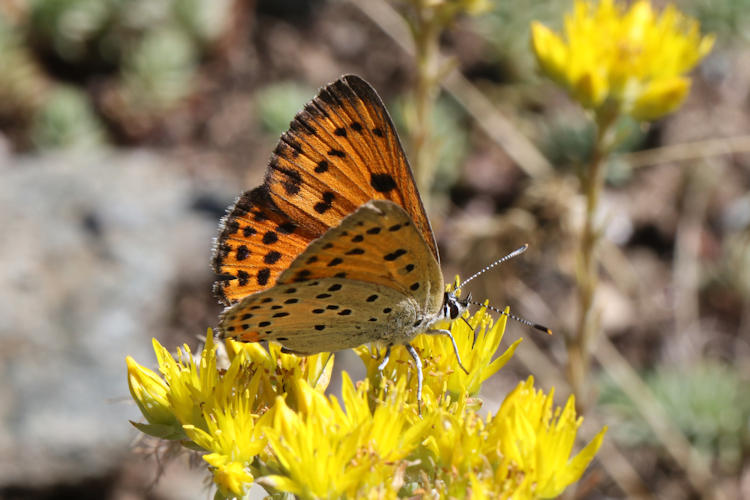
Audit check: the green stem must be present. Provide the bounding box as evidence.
[409,1,441,209]
[567,111,616,411]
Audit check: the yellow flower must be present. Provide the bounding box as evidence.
[488,377,607,498]
[224,338,333,410]
[262,373,430,499]
[126,356,184,439]
[182,385,268,497]
[417,378,605,498]
[127,310,605,498]
[127,332,332,497]
[202,454,255,498]
[531,0,714,120]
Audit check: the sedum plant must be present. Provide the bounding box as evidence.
[128,299,606,499]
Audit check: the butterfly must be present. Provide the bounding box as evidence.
[213,75,471,406]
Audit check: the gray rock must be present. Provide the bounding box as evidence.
[0,149,226,489]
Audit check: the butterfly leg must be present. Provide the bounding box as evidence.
[427,329,470,375]
[404,343,423,416]
[377,344,392,371]
[459,316,479,348]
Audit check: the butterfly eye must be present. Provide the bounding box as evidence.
[449,300,460,319]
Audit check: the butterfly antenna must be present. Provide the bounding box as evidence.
[469,301,552,335]
[458,244,529,289]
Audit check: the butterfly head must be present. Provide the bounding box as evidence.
[441,290,471,321]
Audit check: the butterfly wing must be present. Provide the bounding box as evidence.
[213,75,437,306]
[219,200,444,352]
[220,278,418,354]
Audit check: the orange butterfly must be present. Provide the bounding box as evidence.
[213,75,470,405]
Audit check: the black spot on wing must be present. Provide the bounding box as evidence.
[315,160,329,173]
[314,191,335,214]
[384,249,407,261]
[263,231,278,244]
[264,251,281,264]
[237,270,250,286]
[294,269,312,281]
[277,222,296,234]
[371,173,397,193]
[236,245,250,261]
[257,268,270,285]
[270,162,303,195]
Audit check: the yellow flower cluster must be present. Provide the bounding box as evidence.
[127,304,605,499]
[531,0,714,121]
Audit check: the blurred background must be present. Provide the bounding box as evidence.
[0,0,748,498]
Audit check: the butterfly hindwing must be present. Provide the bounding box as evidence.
[220,278,419,354]
[212,75,438,306]
[219,200,445,351]
[277,200,443,314]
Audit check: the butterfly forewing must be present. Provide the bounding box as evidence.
[213,187,316,305]
[212,75,438,305]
